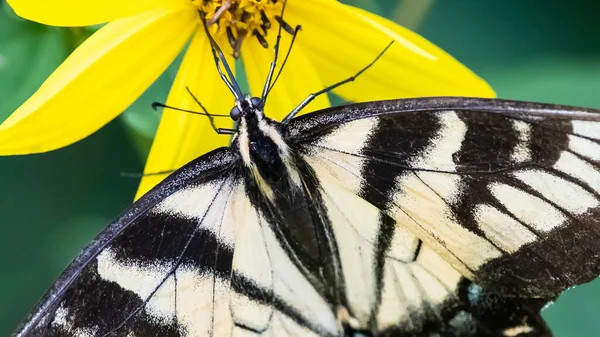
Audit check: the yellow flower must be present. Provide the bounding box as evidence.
[2,0,494,198]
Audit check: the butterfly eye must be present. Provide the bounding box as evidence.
[250,97,263,109]
[230,106,241,121]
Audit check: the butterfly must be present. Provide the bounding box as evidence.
[13,4,600,337]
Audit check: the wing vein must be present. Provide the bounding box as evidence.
[101,178,231,337]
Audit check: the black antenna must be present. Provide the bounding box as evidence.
[282,41,395,123]
[265,24,302,99]
[151,102,228,118]
[200,14,244,101]
[260,0,290,101]
[152,86,236,135]
[184,86,237,134]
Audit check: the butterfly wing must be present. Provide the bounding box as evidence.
[15,148,345,337]
[283,97,600,335]
[14,149,243,337]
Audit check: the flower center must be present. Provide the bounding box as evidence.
[197,0,295,58]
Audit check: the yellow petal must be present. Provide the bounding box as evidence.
[0,4,197,155]
[241,32,330,120]
[135,30,235,199]
[286,0,495,101]
[7,0,175,26]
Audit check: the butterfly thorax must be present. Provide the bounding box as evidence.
[236,102,302,200]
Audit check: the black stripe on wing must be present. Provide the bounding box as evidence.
[301,138,553,336]
[286,96,600,335]
[287,96,600,295]
[376,277,552,337]
[13,148,237,337]
[107,209,233,278]
[359,112,442,212]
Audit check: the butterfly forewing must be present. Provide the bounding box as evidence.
[15,97,600,337]
[15,150,238,336]
[288,97,600,297]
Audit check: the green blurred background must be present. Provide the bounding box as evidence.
[1,0,600,336]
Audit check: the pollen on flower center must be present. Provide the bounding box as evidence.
[197,0,295,58]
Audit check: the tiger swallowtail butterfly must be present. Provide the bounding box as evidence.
[12,3,600,337]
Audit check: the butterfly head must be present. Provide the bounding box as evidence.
[230,96,265,122]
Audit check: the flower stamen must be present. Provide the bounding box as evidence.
[225,26,245,57]
[208,0,232,25]
[199,0,294,58]
[253,30,269,48]
[260,10,271,30]
[275,16,295,35]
